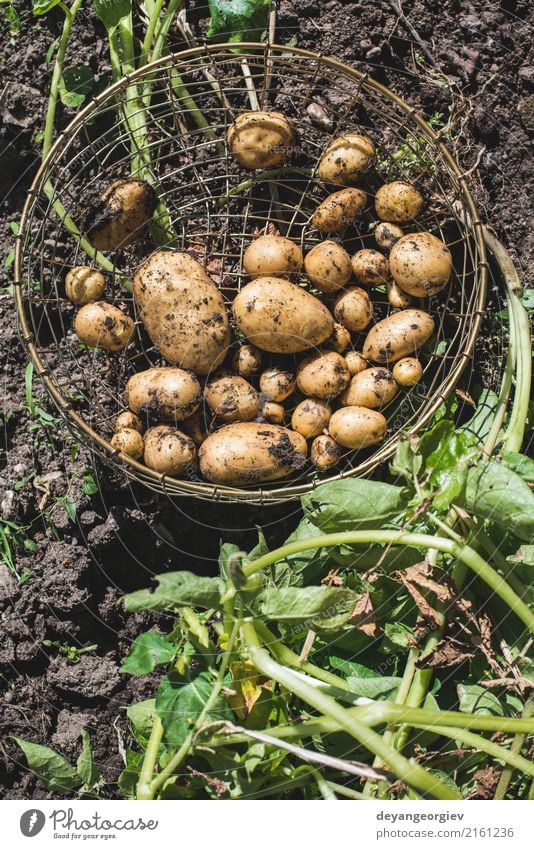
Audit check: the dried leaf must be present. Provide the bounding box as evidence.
[350,593,379,638]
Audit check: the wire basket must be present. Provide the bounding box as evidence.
[14,43,487,504]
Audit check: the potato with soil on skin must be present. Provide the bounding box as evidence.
[304,241,352,292]
[74,301,134,351]
[259,367,296,402]
[86,179,156,251]
[111,428,144,460]
[375,181,424,223]
[311,434,344,471]
[144,425,197,476]
[329,406,387,449]
[323,322,351,353]
[204,372,259,422]
[232,344,262,377]
[393,357,424,387]
[375,222,404,252]
[126,367,201,423]
[198,422,307,486]
[333,286,374,332]
[291,398,332,439]
[259,401,285,425]
[134,250,231,374]
[317,133,376,185]
[65,266,105,305]
[114,411,144,433]
[340,367,398,409]
[296,350,350,400]
[181,410,211,447]
[363,309,435,364]
[351,249,390,286]
[389,232,452,297]
[387,280,413,309]
[233,277,334,354]
[227,111,294,170]
[243,235,303,279]
[312,188,367,234]
[345,350,368,376]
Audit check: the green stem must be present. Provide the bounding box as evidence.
[494,694,534,800]
[136,715,164,800]
[139,0,166,65]
[218,167,314,205]
[42,0,84,158]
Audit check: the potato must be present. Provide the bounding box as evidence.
[296,351,350,400]
[181,410,211,447]
[86,179,156,251]
[323,323,351,353]
[65,267,105,305]
[243,235,303,279]
[387,280,413,309]
[144,425,197,476]
[260,401,285,425]
[311,434,344,471]
[111,428,144,460]
[345,350,368,376]
[126,367,201,422]
[317,133,375,185]
[199,423,307,486]
[259,367,296,402]
[333,286,374,332]
[204,372,259,422]
[393,357,424,387]
[304,241,352,292]
[329,406,387,449]
[389,232,452,297]
[375,181,423,223]
[232,344,262,377]
[115,411,144,433]
[375,222,404,252]
[291,398,332,439]
[233,277,334,353]
[134,250,231,374]
[227,111,293,170]
[351,249,390,286]
[363,309,435,363]
[74,301,134,351]
[340,367,398,408]
[312,188,366,234]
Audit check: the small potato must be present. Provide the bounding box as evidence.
[111,428,144,460]
[304,241,352,292]
[232,344,262,377]
[340,367,398,409]
[259,367,296,402]
[296,351,350,400]
[144,425,197,477]
[227,111,293,170]
[65,267,105,305]
[393,357,424,387]
[389,232,452,297]
[86,179,156,251]
[260,401,285,425]
[351,249,390,286]
[324,323,351,353]
[363,309,435,364]
[126,367,201,422]
[375,181,423,223]
[204,372,259,422]
[181,410,211,447]
[114,411,144,433]
[243,235,303,279]
[311,434,344,471]
[375,222,404,252]
[345,351,368,376]
[74,301,134,351]
[333,286,374,332]
[317,133,376,185]
[329,406,387,449]
[291,398,332,439]
[312,188,367,234]
[199,423,307,486]
[387,280,413,309]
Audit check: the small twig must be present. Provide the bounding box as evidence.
[387,0,438,69]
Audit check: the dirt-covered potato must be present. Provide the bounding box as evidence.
[389,232,452,297]
[259,401,285,425]
[345,350,368,376]
[296,350,350,400]
[312,188,367,234]
[232,344,262,377]
[143,425,197,476]
[291,398,332,439]
[243,235,303,279]
[311,434,344,471]
[114,411,144,433]
[375,222,404,252]
[393,357,424,387]
[387,280,413,309]
[233,277,334,353]
[74,302,134,351]
[363,309,435,363]
[329,406,387,449]
[227,111,293,170]
[86,179,156,251]
[111,428,144,460]
[351,249,390,286]
[317,134,375,185]
[126,367,201,422]
[204,372,259,422]
[324,323,351,353]
[181,411,211,447]
[134,250,231,374]
[333,286,374,332]
[340,367,398,408]
[259,367,296,402]
[198,423,307,486]
[375,181,423,223]
[303,241,352,292]
[65,266,105,305]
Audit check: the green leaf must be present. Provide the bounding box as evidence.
[207,0,270,44]
[382,621,413,649]
[13,738,82,793]
[271,518,329,588]
[76,730,100,789]
[260,585,357,632]
[457,684,504,716]
[120,631,176,675]
[457,388,499,445]
[59,66,94,108]
[122,571,223,612]
[117,749,144,799]
[127,699,157,747]
[501,451,534,484]
[219,542,241,581]
[345,675,401,699]
[32,0,60,15]
[463,460,534,542]
[92,0,131,29]
[82,473,99,495]
[302,479,407,533]
[156,671,231,748]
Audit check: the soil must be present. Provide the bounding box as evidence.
[0,0,532,799]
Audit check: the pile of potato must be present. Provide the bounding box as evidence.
[66,111,453,488]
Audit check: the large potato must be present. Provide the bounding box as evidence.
[317,134,375,185]
[304,241,352,292]
[144,425,197,476]
[375,181,423,223]
[204,372,259,422]
[227,112,293,170]
[363,309,435,363]
[126,367,201,422]
[389,232,452,297]
[199,423,307,486]
[296,350,350,400]
[333,286,374,332]
[86,179,156,251]
[243,235,303,279]
[340,367,398,408]
[134,250,231,374]
[233,277,334,353]
[74,302,134,351]
[312,188,366,234]
[329,406,387,449]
